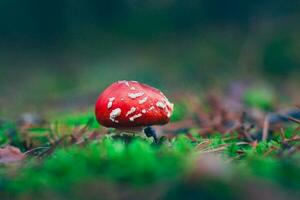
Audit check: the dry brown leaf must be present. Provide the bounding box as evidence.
[0,145,25,164]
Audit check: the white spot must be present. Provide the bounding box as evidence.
[130,87,136,90]
[169,103,174,110]
[128,92,144,99]
[121,98,124,101]
[129,113,142,122]
[148,106,155,111]
[110,108,121,123]
[107,97,115,109]
[164,97,173,109]
[126,107,136,117]
[167,111,172,118]
[138,96,148,104]
[156,101,166,109]
[142,109,147,114]
[118,80,130,87]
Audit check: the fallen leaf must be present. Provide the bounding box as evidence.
[0,146,25,164]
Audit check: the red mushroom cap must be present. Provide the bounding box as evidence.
[95,80,174,128]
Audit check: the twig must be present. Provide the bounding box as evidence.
[196,140,210,149]
[24,147,50,155]
[199,142,249,154]
[288,116,300,124]
[201,146,227,154]
[291,126,300,139]
[262,115,269,141]
[279,128,286,141]
[74,118,94,139]
[38,135,68,158]
[223,134,239,141]
[284,136,300,143]
[263,146,278,157]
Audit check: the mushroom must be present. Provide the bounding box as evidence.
[95,80,174,142]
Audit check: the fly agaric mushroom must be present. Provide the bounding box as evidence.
[95,80,174,141]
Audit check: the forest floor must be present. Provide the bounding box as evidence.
[1,86,300,200]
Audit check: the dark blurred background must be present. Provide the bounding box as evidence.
[1,0,300,115]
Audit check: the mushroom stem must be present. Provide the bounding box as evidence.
[112,127,145,144]
[144,126,158,144]
[113,127,158,143]
[111,126,158,144]
[115,127,145,135]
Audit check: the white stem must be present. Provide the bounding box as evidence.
[115,127,145,136]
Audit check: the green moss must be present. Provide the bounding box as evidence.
[2,110,300,199]
[8,137,189,197]
[53,111,101,129]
